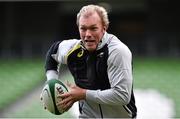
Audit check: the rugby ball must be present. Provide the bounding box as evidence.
[40,79,68,115]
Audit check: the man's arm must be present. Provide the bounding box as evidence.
[86,43,133,105]
[45,39,80,80]
[45,41,61,80]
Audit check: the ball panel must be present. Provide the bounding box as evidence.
[55,83,68,113]
[41,79,68,115]
[41,85,55,113]
[47,80,61,115]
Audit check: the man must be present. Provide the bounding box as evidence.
[45,4,137,118]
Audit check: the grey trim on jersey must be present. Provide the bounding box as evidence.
[46,70,58,80]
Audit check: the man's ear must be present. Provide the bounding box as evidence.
[103,26,107,32]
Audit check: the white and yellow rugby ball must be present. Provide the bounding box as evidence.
[40,79,68,115]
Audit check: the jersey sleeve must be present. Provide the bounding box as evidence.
[56,39,80,64]
[86,40,133,105]
[45,41,60,80]
[45,39,80,80]
[45,41,61,72]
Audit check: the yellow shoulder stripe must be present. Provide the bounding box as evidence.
[66,43,81,60]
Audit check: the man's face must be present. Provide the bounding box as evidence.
[78,12,105,52]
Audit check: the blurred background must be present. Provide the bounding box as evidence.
[0,0,180,58]
[0,0,179,118]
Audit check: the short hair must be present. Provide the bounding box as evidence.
[76,4,109,29]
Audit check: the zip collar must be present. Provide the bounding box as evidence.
[96,32,108,50]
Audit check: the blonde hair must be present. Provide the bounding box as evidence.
[76,4,109,29]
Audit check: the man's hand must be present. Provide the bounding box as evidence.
[56,82,86,112]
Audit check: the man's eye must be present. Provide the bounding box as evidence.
[80,28,86,31]
[91,27,97,31]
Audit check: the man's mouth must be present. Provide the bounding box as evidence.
[85,39,95,43]
[84,40,96,46]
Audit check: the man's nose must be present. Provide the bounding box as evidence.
[85,30,92,37]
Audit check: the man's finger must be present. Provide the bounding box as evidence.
[64,101,73,111]
[59,95,72,105]
[56,96,73,112]
[57,92,70,99]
